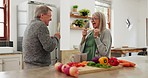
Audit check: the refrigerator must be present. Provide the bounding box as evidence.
[17,1,60,65]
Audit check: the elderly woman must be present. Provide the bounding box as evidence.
[80,11,112,61]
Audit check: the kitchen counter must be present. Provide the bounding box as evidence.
[0,51,22,55]
[0,56,148,78]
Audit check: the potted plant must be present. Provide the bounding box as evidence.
[72,5,78,12]
[79,9,90,16]
[73,19,85,28]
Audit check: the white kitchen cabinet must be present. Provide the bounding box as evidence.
[0,53,22,72]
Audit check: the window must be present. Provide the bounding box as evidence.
[95,1,111,29]
[0,0,10,40]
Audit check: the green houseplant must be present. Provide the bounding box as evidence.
[73,5,78,8]
[79,9,90,16]
[74,19,85,28]
[72,5,78,12]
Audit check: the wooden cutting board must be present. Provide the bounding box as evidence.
[78,65,122,75]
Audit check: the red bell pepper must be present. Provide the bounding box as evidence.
[108,57,119,66]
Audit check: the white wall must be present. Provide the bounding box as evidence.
[69,0,95,49]
[10,0,60,51]
[60,0,95,50]
[111,0,147,47]
[147,0,148,17]
[10,0,148,51]
[60,0,70,50]
[10,0,95,50]
[137,0,147,47]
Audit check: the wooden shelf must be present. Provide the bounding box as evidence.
[70,26,91,30]
[70,13,91,30]
[70,26,85,30]
[70,14,91,19]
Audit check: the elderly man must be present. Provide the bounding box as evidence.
[23,5,60,69]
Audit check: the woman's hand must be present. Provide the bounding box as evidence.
[94,29,100,38]
[82,29,87,37]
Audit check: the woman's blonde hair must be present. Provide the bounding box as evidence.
[92,12,106,32]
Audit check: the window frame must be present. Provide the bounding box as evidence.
[0,0,10,40]
[95,1,111,29]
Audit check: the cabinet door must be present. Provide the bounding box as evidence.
[0,59,2,71]
[3,58,20,71]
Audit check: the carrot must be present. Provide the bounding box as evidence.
[120,63,130,67]
[118,59,136,67]
[129,62,136,67]
[118,59,129,63]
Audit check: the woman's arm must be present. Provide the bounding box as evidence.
[95,29,112,56]
[79,30,92,52]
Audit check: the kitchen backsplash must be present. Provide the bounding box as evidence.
[0,41,13,47]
